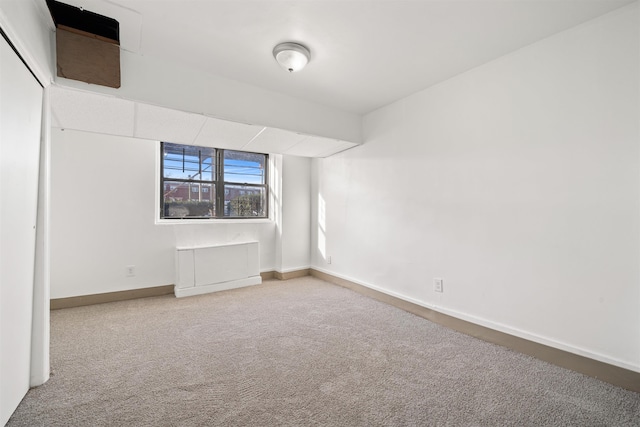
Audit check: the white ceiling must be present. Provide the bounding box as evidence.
[54,0,634,115]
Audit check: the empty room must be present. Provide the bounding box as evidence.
[1,0,639,425]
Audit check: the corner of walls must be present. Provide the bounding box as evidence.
[49,129,279,299]
[272,155,284,272]
[273,155,312,274]
[49,130,317,299]
[31,84,52,387]
[280,155,312,273]
[311,4,640,372]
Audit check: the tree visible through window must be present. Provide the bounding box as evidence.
[161,142,268,219]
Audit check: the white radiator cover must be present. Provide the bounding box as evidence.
[174,241,261,298]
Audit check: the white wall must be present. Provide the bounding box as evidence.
[0,0,54,85]
[1,0,55,394]
[51,130,172,298]
[0,34,43,426]
[50,129,310,298]
[31,86,51,388]
[311,3,640,372]
[277,156,312,273]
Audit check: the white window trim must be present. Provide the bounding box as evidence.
[154,143,275,225]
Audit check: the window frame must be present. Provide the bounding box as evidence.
[159,142,269,221]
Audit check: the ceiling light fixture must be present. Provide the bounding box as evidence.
[273,42,310,73]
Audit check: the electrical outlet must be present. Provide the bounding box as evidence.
[434,278,443,293]
[327,256,332,264]
[126,265,136,277]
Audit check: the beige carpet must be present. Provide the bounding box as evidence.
[8,277,640,426]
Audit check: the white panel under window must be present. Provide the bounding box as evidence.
[174,242,261,297]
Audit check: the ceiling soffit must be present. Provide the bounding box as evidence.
[49,86,357,158]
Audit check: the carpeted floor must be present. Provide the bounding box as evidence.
[7,277,640,426]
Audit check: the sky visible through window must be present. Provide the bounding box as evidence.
[162,144,265,185]
[224,158,264,184]
[163,143,214,181]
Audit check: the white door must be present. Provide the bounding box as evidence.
[0,34,43,425]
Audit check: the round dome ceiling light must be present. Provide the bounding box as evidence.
[273,42,310,73]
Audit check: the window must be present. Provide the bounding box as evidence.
[161,142,268,219]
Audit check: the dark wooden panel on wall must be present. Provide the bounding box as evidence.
[47,0,121,89]
[56,26,120,88]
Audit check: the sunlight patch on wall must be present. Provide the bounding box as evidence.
[318,193,326,259]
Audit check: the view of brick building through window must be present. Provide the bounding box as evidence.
[161,142,267,219]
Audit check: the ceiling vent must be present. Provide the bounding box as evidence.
[46,0,121,88]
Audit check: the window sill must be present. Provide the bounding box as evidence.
[155,218,273,226]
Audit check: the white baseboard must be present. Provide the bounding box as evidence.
[174,276,262,298]
[311,267,640,374]
[278,265,311,274]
